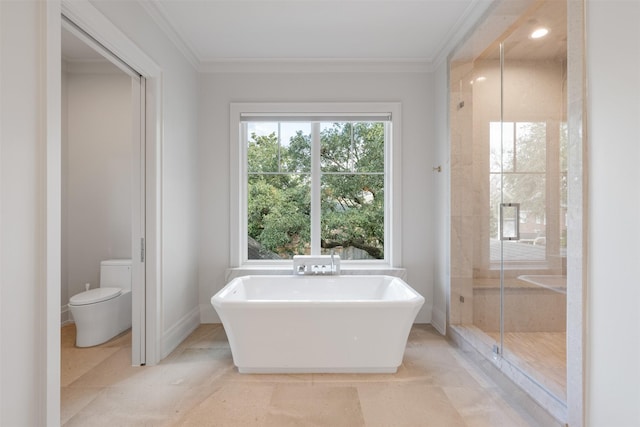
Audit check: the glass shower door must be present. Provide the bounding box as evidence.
[450,0,569,408]
[497,10,568,399]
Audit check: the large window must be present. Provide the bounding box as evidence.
[489,121,567,265]
[230,103,401,267]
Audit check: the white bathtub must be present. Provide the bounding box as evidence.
[211,275,425,374]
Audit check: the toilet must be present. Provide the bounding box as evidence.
[69,259,132,347]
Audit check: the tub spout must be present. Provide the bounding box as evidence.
[330,251,335,275]
[329,251,340,275]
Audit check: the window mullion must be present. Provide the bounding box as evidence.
[277,122,281,172]
[311,122,321,255]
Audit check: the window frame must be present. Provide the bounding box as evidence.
[486,119,566,271]
[230,102,402,269]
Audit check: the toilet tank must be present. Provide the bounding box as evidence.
[100,259,132,291]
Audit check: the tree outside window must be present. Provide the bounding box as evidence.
[246,121,385,260]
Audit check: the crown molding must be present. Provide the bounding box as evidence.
[432,0,496,69]
[136,0,490,74]
[199,58,434,74]
[137,0,200,70]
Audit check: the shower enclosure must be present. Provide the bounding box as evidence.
[449,0,568,416]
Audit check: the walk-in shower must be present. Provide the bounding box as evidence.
[449,0,572,421]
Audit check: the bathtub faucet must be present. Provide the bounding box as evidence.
[330,250,335,274]
[293,255,341,275]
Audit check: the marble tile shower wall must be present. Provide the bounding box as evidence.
[473,287,567,332]
[449,56,567,334]
[450,60,478,327]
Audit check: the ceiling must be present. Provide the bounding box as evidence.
[143,0,483,65]
[63,1,567,70]
[469,0,567,61]
[501,0,567,60]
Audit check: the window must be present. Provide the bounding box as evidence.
[489,121,567,265]
[230,103,401,267]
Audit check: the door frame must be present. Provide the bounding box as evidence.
[60,15,149,366]
[59,0,163,366]
[131,73,147,365]
[45,9,163,421]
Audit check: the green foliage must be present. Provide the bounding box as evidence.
[247,175,310,258]
[321,174,384,259]
[247,122,385,259]
[489,122,549,238]
[320,123,384,173]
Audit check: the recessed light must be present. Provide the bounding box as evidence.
[530,28,549,39]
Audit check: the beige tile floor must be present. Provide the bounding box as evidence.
[61,323,558,426]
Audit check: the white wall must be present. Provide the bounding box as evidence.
[62,63,132,314]
[586,1,640,425]
[432,60,449,334]
[89,0,201,355]
[0,1,56,424]
[198,70,435,323]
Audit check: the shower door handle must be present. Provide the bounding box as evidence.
[500,203,520,241]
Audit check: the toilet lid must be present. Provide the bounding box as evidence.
[69,287,122,306]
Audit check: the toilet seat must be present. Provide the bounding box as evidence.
[69,287,122,306]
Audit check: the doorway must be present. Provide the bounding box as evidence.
[61,18,146,365]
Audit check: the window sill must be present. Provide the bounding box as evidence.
[225,266,407,283]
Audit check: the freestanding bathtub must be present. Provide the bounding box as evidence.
[211,275,424,374]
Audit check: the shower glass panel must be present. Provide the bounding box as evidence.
[450,0,567,404]
[501,9,567,398]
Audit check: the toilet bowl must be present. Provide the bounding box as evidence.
[69,259,132,347]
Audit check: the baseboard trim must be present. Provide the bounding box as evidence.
[430,306,446,335]
[161,306,200,359]
[61,304,72,325]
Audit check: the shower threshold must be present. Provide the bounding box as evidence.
[449,324,567,425]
